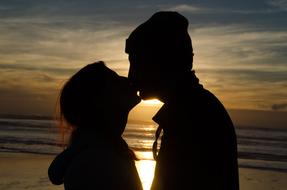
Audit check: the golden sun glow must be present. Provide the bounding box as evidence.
[135,160,156,190]
[141,99,163,106]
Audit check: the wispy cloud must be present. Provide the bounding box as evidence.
[163,4,202,13]
[196,67,287,110]
[268,0,287,11]
[0,0,286,114]
[0,68,60,112]
[0,63,77,75]
[272,103,287,110]
[159,3,282,15]
[0,15,132,69]
[189,24,287,110]
[0,11,132,114]
[191,24,287,69]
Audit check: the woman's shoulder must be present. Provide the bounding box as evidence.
[65,147,120,173]
[64,147,141,190]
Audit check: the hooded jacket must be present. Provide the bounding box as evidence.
[48,129,142,190]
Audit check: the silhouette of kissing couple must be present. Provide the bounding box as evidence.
[48,12,239,190]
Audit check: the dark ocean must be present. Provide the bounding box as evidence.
[0,117,286,172]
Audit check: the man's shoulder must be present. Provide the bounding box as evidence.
[175,87,221,108]
[172,88,229,117]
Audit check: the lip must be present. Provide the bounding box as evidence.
[135,94,142,103]
[128,84,141,99]
[129,90,141,105]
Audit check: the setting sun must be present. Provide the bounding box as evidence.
[142,99,163,106]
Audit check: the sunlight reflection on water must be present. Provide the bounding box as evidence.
[136,159,156,190]
[135,151,155,190]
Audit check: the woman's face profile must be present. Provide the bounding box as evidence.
[60,62,141,130]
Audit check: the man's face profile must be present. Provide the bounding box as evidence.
[128,53,162,100]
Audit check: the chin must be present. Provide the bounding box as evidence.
[134,96,142,105]
[139,91,157,100]
[129,95,141,109]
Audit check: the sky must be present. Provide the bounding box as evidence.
[0,0,286,123]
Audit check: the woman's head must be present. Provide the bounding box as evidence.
[59,61,140,136]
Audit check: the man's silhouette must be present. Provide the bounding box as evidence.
[126,12,239,190]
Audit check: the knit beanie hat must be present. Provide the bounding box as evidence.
[125,11,193,69]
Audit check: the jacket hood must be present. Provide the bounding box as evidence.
[48,129,129,185]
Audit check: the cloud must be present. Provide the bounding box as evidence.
[159,2,283,15]
[0,15,132,73]
[0,7,134,115]
[272,103,287,110]
[0,0,286,114]
[198,68,287,83]
[0,63,76,74]
[0,67,62,115]
[195,66,287,110]
[191,22,287,110]
[0,5,11,11]
[268,0,287,11]
[191,24,287,71]
[164,4,202,13]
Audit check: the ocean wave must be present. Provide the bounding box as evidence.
[1,118,287,172]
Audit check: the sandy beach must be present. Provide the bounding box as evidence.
[0,153,62,190]
[0,152,286,190]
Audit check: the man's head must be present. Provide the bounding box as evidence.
[126,11,194,100]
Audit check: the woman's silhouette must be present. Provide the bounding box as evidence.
[48,61,143,190]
